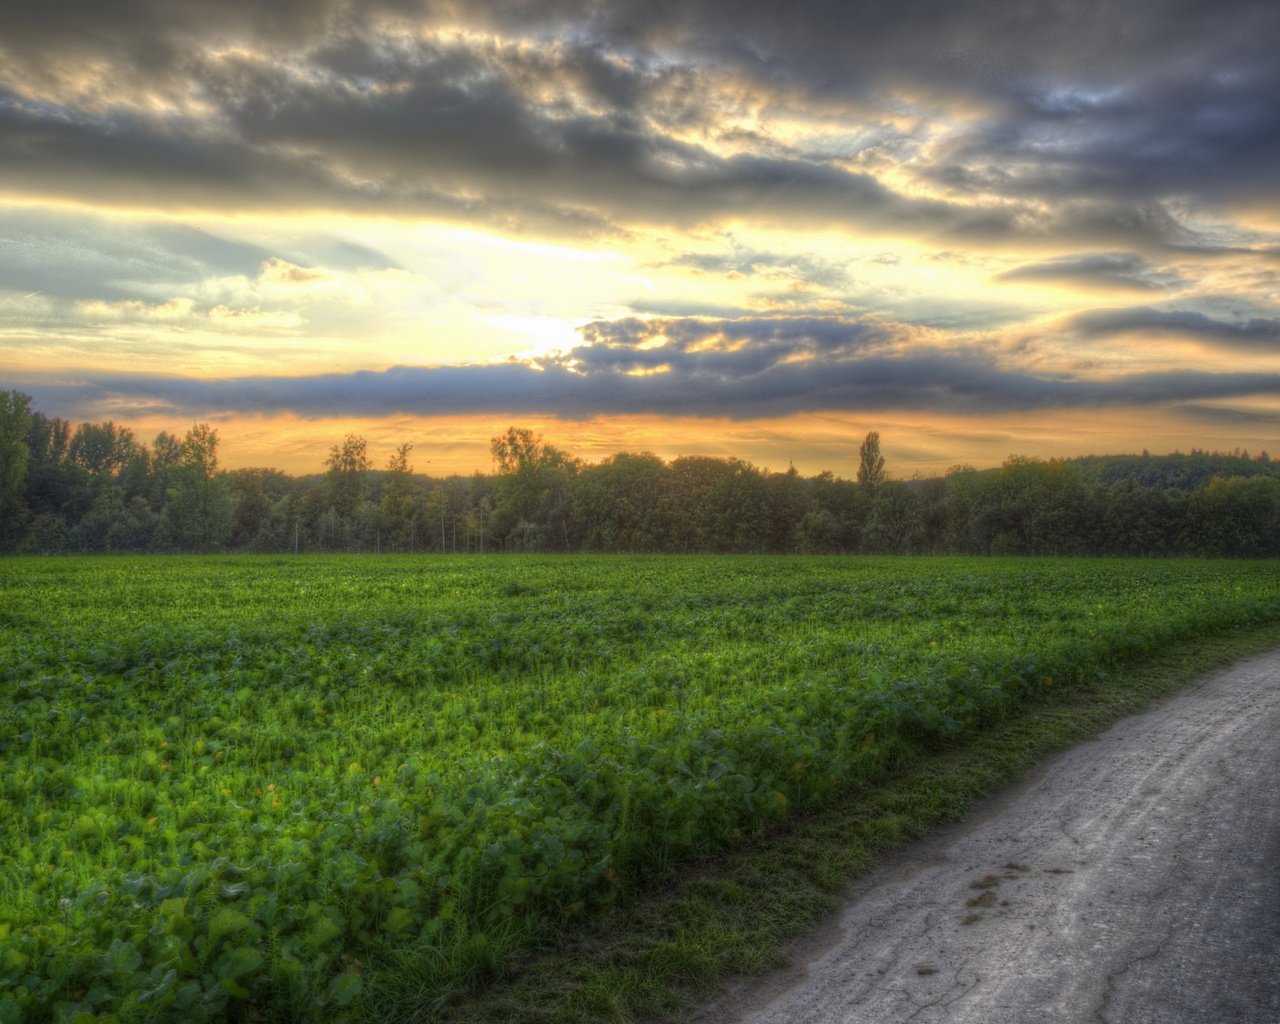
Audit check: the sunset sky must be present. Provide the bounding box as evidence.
[3,0,1279,477]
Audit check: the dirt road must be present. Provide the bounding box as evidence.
[695,649,1280,1024]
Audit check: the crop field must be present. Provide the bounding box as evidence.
[3,555,1279,1023]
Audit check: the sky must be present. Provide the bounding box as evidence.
[3,0,1280,477]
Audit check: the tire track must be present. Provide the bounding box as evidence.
[695,650,1280,1024]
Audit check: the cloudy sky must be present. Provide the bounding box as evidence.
[4,0,1279,475]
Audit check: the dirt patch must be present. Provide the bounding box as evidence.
[695,649,1280,1024]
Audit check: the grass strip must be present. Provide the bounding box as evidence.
[421,620,1280,1024]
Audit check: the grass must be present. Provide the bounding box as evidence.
[427,618,1280,1024]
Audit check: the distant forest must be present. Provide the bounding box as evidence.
[2,390,1279,557]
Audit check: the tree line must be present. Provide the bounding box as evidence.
[1,391,1278,557]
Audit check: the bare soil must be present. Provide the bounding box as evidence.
[694,648,1280,1024]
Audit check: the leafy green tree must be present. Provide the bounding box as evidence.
[114,496,159,551]
[661,455,732,552]
[857,431,886,490]
[326,434,369,509]
[26,410,70,467]
[490,427,545,475]
[164,423,232,551]
[47,420,148,550]
[319,434,373,550]
[229,470,276,550]
[863,481,924,553]
[764,466,810,552]
[67,486,125,552]
[967,457,1087,555]
[424,484,453,552]
[795,506,840,553]
[19,512,69,554]
[940,465,984,553]
[808,470,860,551]
[489,427,579,550]
[117,445,153,507]
[1097,479,1177,556]
[572,452,670,551]
[1182,476,1280,556]
[710,460,769,552]
[379,443,418,551]
[916,475,950,553]
[0,390,33,548]
[68,422,137,477]
[22,412,82,547]
[144,430,181,511]
[0,389,33,547]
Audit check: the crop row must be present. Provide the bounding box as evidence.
[2,556,1278,1022]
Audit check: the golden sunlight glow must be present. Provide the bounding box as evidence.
[2,4,1277,473]
[179,406,1280,481]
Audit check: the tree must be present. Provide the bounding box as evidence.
[424,484,454,553]
[940,465,984,553]
[179,423,219,478]
[324,434,371,548]
[22,411,81,546]
[0,390,33,548]
[795,506,840,553]
[661,455,735,552]
[809,469,860,551]
[490,427,544,475]
[764,465,810,552]
[572,452,670,552]
[916,475,949,553]
[152,431,181,468]
[68,422,137,477]
[380,443,418,551]
[1097,479,1176,556]
[165,423,231,551]
[489,427,579,549]
[863,482,924,553]
[326,434,370,519]
[1182,476,1280,556]
[229,470,276,550]
[857,431,886,490]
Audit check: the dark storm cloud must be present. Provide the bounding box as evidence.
[19,313,1280,422]
[0,87,620,236]
[998,253,1173,291]
[0,71,960,236]
[919,62,1280,210]
[3,1,1276,243]
[2,0,1265,78]
[209,52,959,231]
[1070,307,1280,349]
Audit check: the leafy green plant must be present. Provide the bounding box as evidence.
[2,555,1277,1021]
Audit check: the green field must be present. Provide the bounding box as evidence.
[3,556,1279,1023]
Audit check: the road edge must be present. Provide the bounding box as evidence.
[415,620,1280,1024]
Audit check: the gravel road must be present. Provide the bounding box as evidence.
[695,648,1280,1024]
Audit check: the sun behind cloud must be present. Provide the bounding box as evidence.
[2,0,1278,471]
